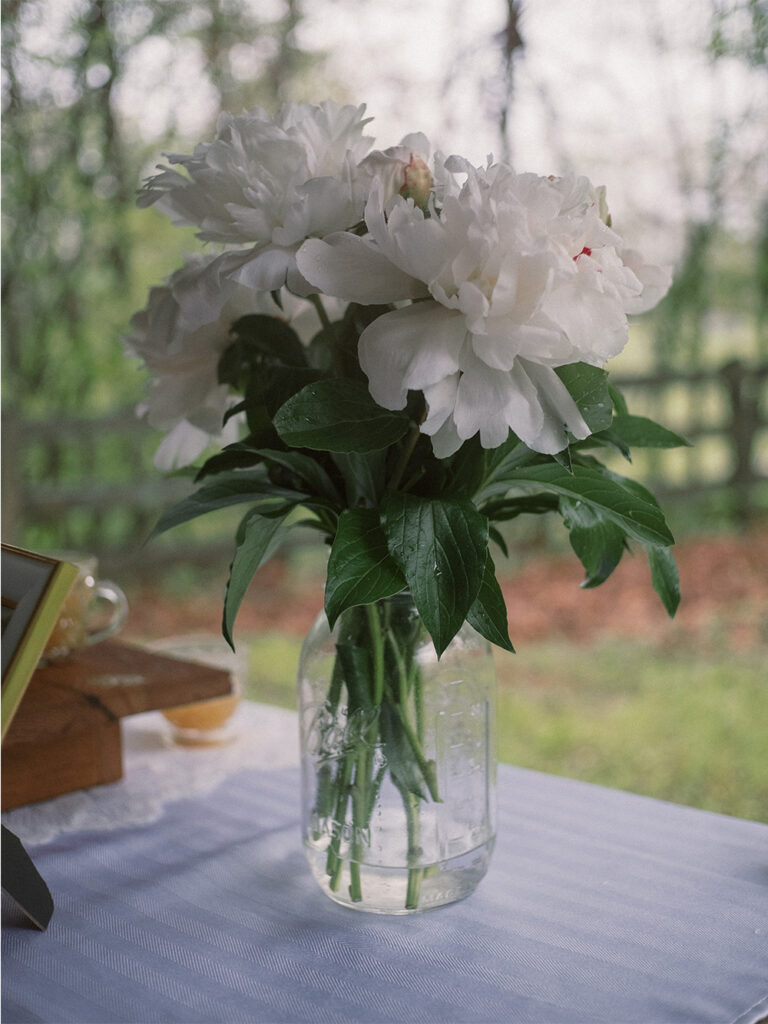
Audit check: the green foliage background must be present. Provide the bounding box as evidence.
[2,0,322,418]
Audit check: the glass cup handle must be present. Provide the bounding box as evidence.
[85,580,129,645]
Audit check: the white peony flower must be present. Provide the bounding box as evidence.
[296,159,671,456]
[138,101,375,306]
[124,256,280,470]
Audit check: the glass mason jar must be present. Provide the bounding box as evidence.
[297,593,497,914]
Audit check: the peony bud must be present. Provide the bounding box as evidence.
[399,154,433,209]
[358,132,431,208]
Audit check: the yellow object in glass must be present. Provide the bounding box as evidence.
[162,691,241,738]
[148,635,246,746]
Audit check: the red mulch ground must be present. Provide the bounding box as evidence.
[123,525,768,655]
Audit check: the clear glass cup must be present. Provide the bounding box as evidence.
[42,551,128,661]
[148,635,247,747]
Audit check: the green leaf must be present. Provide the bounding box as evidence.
[381,493,488,657]
[489,525,509,558]
[222,508,292,648]
[505,463,675,547]
[599,463,669,509]
[325,509,406,629]
[222,398,248,426]
[555,363,613,433]
[337,302,393,380]
[335,641,374,713]
[608,381,629,415]
[466,553,514,652]
[149,471,304,538]
[194,443,266,481]
[552,446,573,473]
[274,379,410,453]
[249,448,342,505]
[254,365,321,418]
[560,497,628,588]
[482,493,561,522]
[331,450,387,507]
[474,434,540,504]
[235,403,278,448]
[217,343,246,388]
[305,324,336,372]
[443,437,487,498]
[583,427,632,461]
[646,544,681,617]
[229,314,308,367]
[605,414,691,449]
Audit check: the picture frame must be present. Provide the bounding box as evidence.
[2,544,78,739]
[1,545,76,930]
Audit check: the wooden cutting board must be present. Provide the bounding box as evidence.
[1,639,233,810]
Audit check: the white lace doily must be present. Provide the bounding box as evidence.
[3,702,299,847]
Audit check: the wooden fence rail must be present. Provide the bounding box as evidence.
[611,360,768,522]
[3,361,767,574]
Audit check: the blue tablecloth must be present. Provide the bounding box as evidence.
[3,704,767,1024]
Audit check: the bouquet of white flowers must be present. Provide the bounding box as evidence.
[126,101,683,910]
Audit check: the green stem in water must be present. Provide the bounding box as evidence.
[325,749,355,890]
[365,761,388,824]
[324,599,440,909]
[383,682,440,803]
[404,791,424,910]
[389,621,428,910]
[386,630,409,699]
[347,605,388,901]
[314,764,335,830]
[348,744,370,902]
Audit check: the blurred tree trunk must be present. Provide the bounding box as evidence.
[497,0,524,165]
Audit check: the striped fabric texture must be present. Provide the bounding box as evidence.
[3,706,767,1024]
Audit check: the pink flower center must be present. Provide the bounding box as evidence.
[574,246,592,261]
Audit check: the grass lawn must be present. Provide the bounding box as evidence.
[493,639,767,824]
[242,631,767,824]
